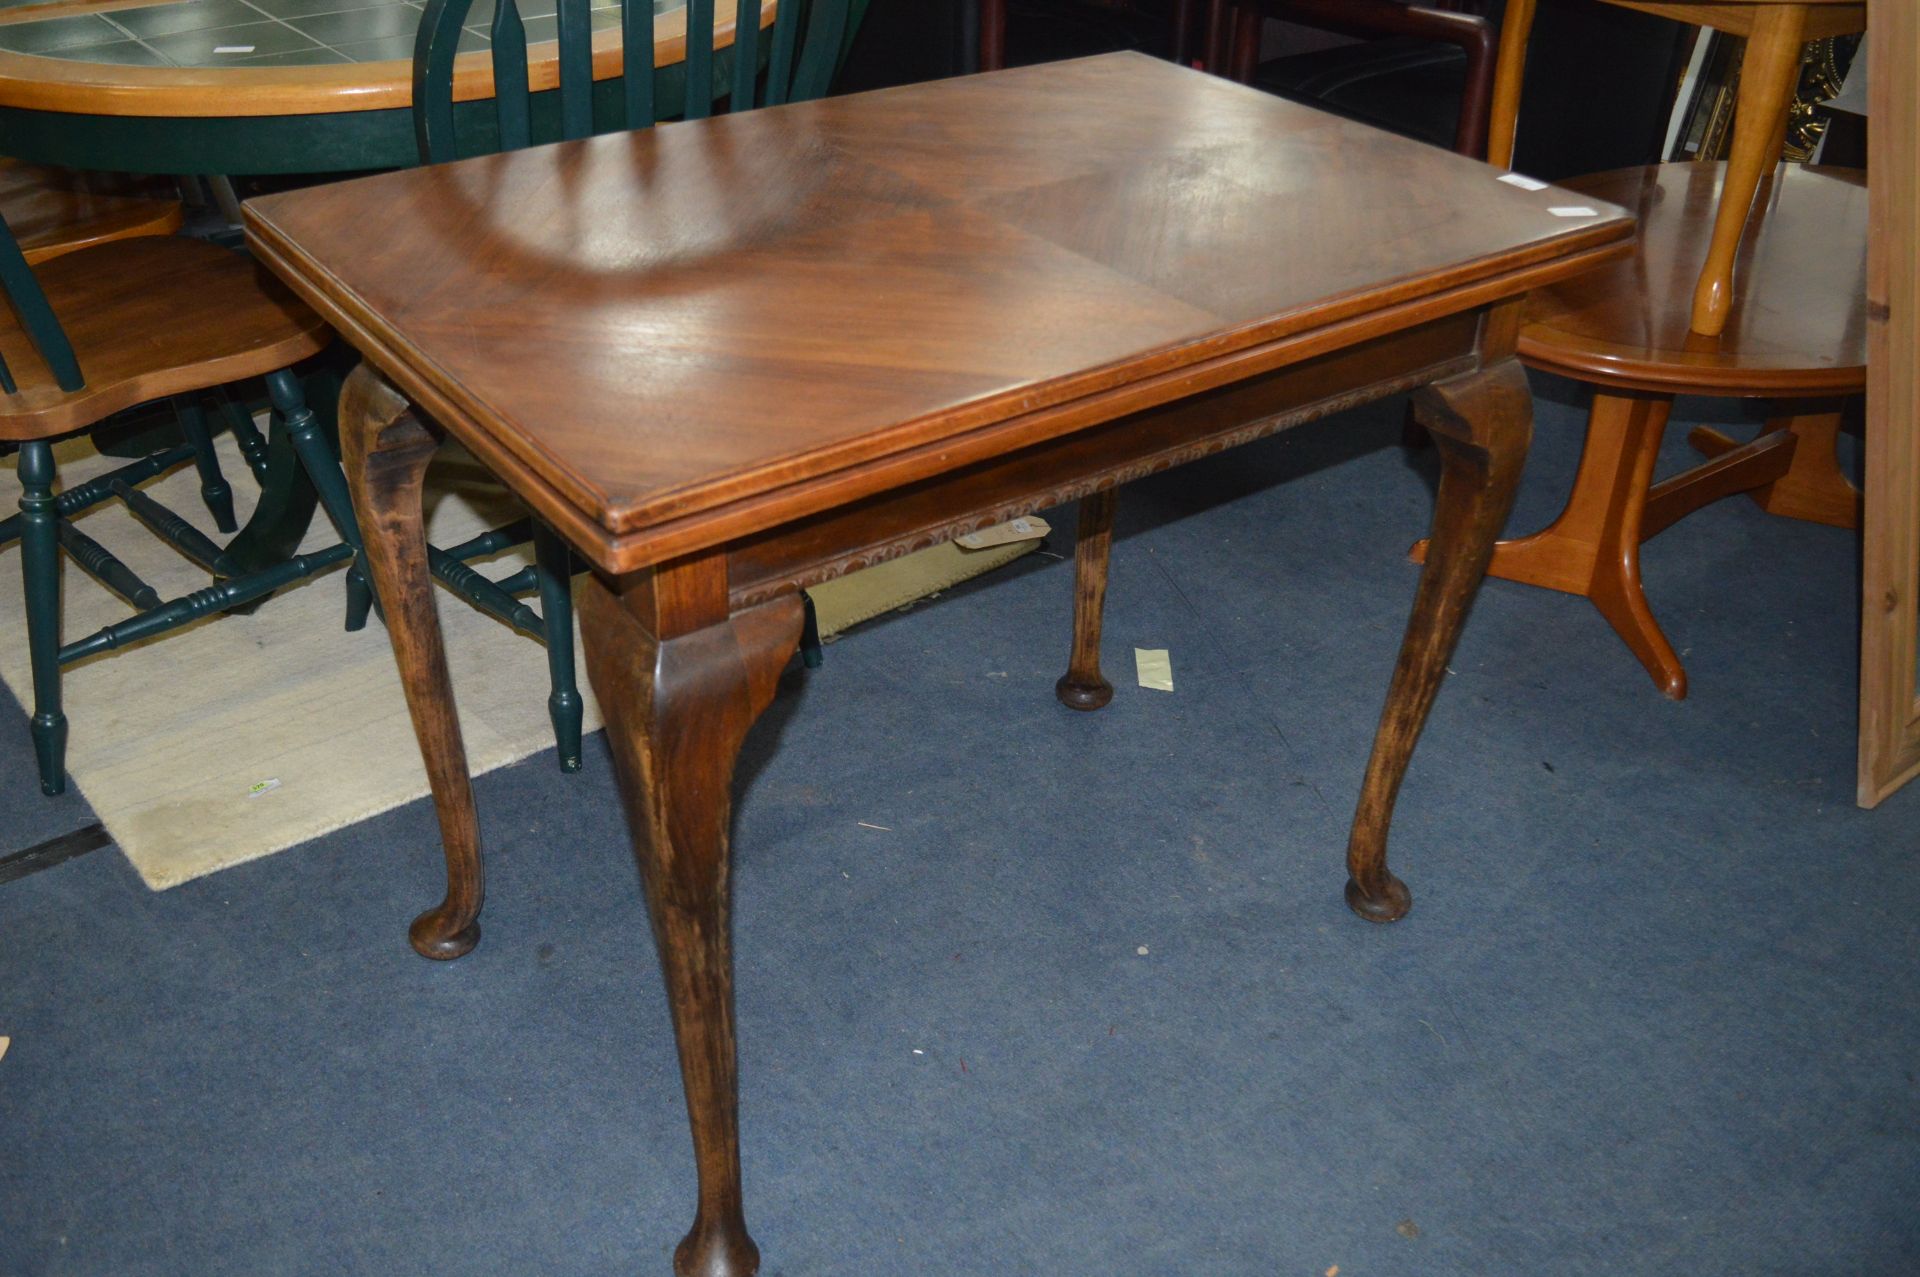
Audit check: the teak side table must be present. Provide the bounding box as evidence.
[246,54,1632,1275]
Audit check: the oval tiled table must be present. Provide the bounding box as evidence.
[0,0,785,172]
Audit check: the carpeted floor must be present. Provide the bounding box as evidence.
[2,379,1915,1276]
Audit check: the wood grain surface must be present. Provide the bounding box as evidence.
[1517,163,1868,395]
[247,53,1632,574]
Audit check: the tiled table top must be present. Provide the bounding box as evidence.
[0,0,676,68]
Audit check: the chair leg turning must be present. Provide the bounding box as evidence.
[174,396,237,534]
[268,370,375,633]
[1056,488,1116,711]
[533,522,584,772]
[18,441,67,796]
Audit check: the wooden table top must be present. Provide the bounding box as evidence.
[0,0,764,116]
[247,52,1634,573]
[1520,163,1867,395]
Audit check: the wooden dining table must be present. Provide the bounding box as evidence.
[0,0,791,172]
[245,51,1632,1273]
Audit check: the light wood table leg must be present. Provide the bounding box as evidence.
[1690,404,1861,528]
[1411,389,1707,699]
[1347,358,1531,922]
[1056,489,1116,711]
[1689,2,1808,336]
[339,364,486,960]
[579,554,802,1277]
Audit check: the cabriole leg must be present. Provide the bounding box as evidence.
[1056,488,1116,711]
[338,364,484,959]
[1347,359,1532,922]
[580,556,802,1277]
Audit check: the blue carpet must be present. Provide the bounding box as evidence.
[2,379,1916,1276]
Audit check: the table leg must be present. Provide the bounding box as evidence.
[1346,359,1531,922]
[338,364,486,961]
[1056,489,1116,711]
[1689,3,1808,336]
[579,556,802,1277]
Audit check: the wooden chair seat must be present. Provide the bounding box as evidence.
[1519,163,1867,396]
[0,161,183,266]
[1,237,328,441]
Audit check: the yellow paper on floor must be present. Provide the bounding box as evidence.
[1134,648,1174,691]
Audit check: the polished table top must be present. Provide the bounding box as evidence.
[248,51,1631,574]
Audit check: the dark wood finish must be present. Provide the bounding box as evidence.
[338,364,486,960]
[250,55,1634,1271]
[1349,342,1530,920]
[0,237,327,439]
[580,559,801,1277]
[1056,489,1116,710]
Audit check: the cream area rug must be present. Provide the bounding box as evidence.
[2,432,1042,890]
[0,432,602,889]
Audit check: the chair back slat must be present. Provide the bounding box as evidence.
[762,0,802,105]
[729,0,761,110]
[412,0,468,163]
[556,0,595,138]
[789,0,848,102]
[0,213,83,395]
[683,0,716,120]
[491,1,533,150]
[412,0,861,160]
[623,0,658,127]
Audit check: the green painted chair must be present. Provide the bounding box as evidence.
[0,218,363,796]
[405,0,872,686]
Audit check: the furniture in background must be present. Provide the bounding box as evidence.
[248,51,1630,1272]
[0,214,360,795]
[0,161,181,264]
[1859,12,1920,806]
[0,0,787,175]
[1215,0,1691,176]
[1224,0,1497,156]
[1415,0,1869,698]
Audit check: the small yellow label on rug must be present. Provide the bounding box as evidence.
[247,778,282,799]
[1134,648,1173,691]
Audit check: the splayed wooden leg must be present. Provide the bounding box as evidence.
[1412,389,1689,698]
